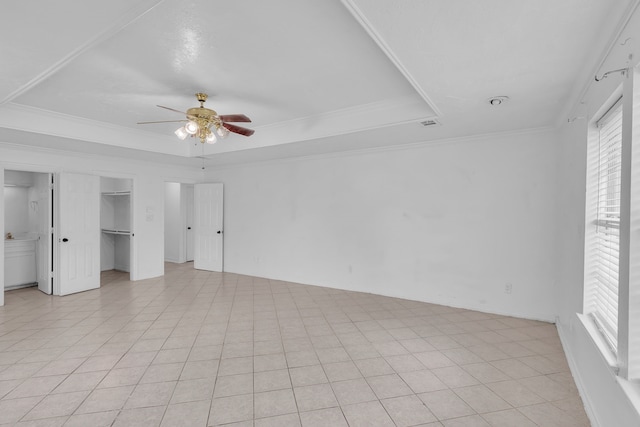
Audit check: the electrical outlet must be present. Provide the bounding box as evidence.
[505,283,512,294]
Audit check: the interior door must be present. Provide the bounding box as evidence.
[36,173,52,294]
[194,183,223,271]
[185,184,194,262]
[58,173,100,295]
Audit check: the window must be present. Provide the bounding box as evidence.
[585,71,640,381]
[586,99,623,352]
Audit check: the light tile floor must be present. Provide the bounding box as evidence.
[0,263,590,426]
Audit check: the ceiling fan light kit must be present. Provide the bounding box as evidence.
[174,126,189,140]
[138,92,255,144]
[184,121,199,135]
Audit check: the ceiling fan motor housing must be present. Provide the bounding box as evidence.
[186,94,223,135]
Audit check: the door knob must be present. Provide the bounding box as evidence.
[187,227,191,230]
[62,238,69,242]
[217,230,222,234]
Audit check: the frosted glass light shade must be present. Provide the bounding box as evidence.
[174,127,188,140]
[216,126,229,138]
[185,121,198,135]
[206,131,217,144]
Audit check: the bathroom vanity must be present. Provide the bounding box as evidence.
[4,237,37,289]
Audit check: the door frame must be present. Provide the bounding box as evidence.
[163,179,197,265]
[35,172,53,295]
[0,163,57,306]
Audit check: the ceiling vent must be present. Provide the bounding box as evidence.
[419,119,441,127]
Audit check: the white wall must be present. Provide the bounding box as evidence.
[3,186,30,236]
[5,170,34,187]
[4,171,41,239]
[164,182,181,263]
[27,185,39,233]
[208,129,560,321]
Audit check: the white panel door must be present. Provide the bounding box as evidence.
[36,173,52,294]
[185,184,194,262]
[194,183,223,271]
[58,173,100,295]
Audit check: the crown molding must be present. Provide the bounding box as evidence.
[559,0,640,127]
[192,93,436,157]
[340,0,442,117]
[0,102,186,156]
[204,125,558,172]
[0,0,166,105]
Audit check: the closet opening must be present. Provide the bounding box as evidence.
[100,177,133,282]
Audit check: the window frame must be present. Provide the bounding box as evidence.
[587,97,623,353]
[584,66,640,381]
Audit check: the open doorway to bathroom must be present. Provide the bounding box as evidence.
[3,170,53,295]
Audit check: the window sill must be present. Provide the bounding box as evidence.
[618,378,640,418]
[577,313,618,372]
[577,313,640,418]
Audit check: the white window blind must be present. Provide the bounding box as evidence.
[590,98,623,351]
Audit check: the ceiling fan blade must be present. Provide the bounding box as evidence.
[223,123,255,137]
[219,114,252,123]
[157,105,188,115]
[137,120,187,124]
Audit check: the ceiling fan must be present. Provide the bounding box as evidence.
[137,92,255,144]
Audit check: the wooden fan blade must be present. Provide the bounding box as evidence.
[223,123,255,137]
[219,114,251,123]
[157,105,187,115]
[137,120,187,124]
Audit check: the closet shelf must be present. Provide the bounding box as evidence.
[101,229,131,236]
[101,191,130,196]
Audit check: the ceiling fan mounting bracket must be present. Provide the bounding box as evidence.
[195,92,208,105]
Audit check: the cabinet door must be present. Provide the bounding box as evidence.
[194,183,223,272]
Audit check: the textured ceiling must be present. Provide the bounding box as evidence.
[0,0,635,166]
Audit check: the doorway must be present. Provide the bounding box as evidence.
[164,182,194,264]
[164,182,224,272]
[100,177,133,280]
[3,170,53,295]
